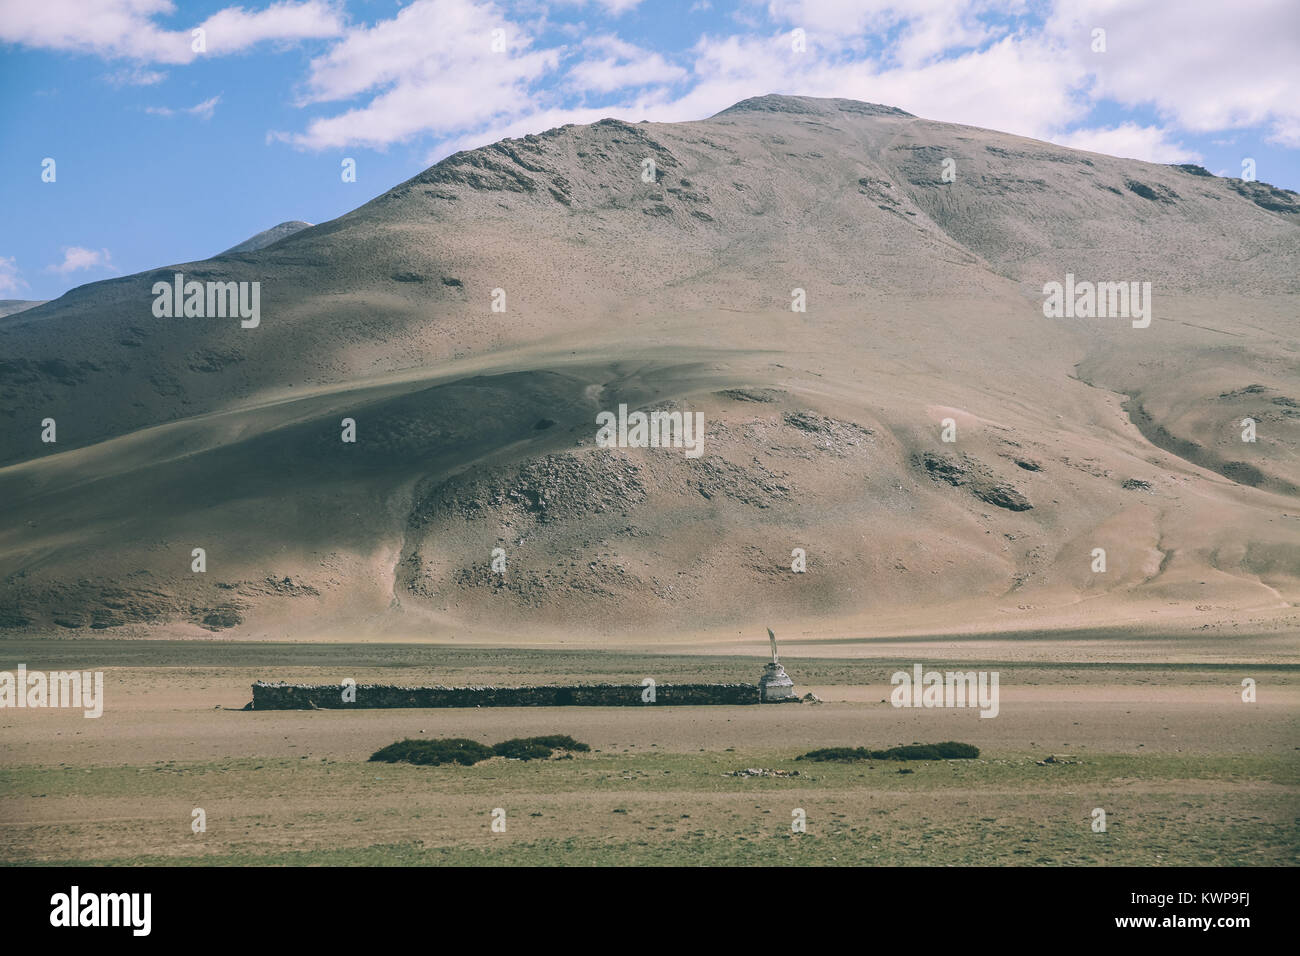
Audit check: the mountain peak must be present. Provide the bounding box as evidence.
[714,93,913,119]
[219,220,314,256]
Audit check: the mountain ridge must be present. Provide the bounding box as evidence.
[1,94,1296,641]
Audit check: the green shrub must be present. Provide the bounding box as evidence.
[369,738,494,766]
[516,734,590,752]
[876,742,979,760]
[492,735,591,760]
[492,739,556,761]
[370,735,592,766]
[797,747,874,762]
[797,741,979,762]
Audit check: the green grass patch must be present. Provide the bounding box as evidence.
[798,741,980,762]
[493,735,591,761]
[370,738,494,766]
[370,735,592,766]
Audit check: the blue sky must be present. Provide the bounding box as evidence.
[2,0,1298,301]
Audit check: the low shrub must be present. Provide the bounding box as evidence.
[876,742,979,760]
[798,741,979,762]
[492,739,556,761]
[369,738,494,766]
[514,734,590,752]
[370,735,592,766]
[493,735,592,760]
[797,747,874,762]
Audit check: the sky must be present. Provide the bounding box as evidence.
[2,0,1298,302]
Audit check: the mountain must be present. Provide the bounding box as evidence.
[1,94,1296,642]
[218,220,314,256]
[0,300,48,318]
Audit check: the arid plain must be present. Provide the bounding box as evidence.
[1,96,1297,864]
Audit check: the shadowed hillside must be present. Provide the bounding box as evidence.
[1,95,1297,641]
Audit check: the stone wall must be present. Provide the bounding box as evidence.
[251,680,761,709]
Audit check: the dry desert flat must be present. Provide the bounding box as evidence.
[0,639,1296,866]
[2,96,1298,866]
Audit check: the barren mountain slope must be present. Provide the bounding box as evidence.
[1,95,1296,642]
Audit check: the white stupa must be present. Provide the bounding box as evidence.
[759,628,797,702]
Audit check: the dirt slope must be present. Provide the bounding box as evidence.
[1,95,1296,642]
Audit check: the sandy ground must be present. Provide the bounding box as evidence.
[2,96,1297,864]
[1,642,1295,865]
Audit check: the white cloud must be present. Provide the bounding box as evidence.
[1043,0,1300,149]
[567,36,687,93]
[198,0,345,54]
[554,0,645,14]
[283,0,558,150]
[1267,120,1300,149]
[0,257,27,297]
[0,0,343,64]
[105,65,168,86]
[283,2,1085,162]
[632,30,1082,144]
[766,0,997,63]
[1051,123,1201,164]
[5,0,1294,173]
[47,247,114,275]
[146,95,221,119]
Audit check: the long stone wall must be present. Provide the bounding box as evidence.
[250,680,761,709]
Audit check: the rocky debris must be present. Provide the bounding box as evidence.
[419,450,648,525]
[1122,478,1153,490]
[243,575,321,597]
[0,358,102,402]
[780,412,874,457]
[666,184,710,204]
[858,177,898,205]
[1061,456,1112,479]
[976,483,1032,511]
[1126,179,1179,203]
[691,457,792,508]
[1036,754,1081,765]
[1228,178,1300,214]
[185,347,243,373]
[716,388,782,403]
[0,573,320,632]
[918,452,1032,511]
[723,768,802,778]
[199,607,243,631]
[1222,461,1267,486]
[802,692,823,703]
[418,148,539,194]
[1219,384,1269,398]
